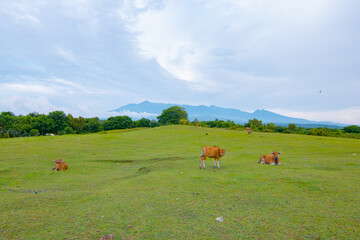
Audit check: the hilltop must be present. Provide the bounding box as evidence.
[110,101,346,128]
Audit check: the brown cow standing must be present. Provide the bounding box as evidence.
[53,158,68,171]
[258,152,281,165]
[200,146,226,169]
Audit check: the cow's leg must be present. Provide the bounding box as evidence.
[200,156,207,169]
[217,157,220,168]
[214,159,216,168]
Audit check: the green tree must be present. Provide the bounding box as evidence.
[30,114,55,135]
[30,129,40,136]
[150,120,160,128]
[103,116,133,130]
[136,118,151,128]
[180,118,187,125]
[343,125,360,133]
[245,118,264,130]
[192,118,199,125]
[85,117,103,133]
[64,126,74,134]
[68,114,86,133]
[310,127,330,136]
[288,123,297,132]
[157,106,188,125]
[266,123,275,131]
[21,124,32,135]
[0,112,15,136]
[48,111,69,134]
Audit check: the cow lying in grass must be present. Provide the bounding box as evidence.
[52,159,68,171]
[258,151,281,165]
[200,146,226,169]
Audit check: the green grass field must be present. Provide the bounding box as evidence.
[0,125,359,239]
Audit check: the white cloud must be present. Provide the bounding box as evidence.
[0,78,100,96]
[118,0,333,91]
[0,1,42,27]
[55,46,78,63]
[0,96,60,115]
[107,110,158,119]
[0,83,56,94]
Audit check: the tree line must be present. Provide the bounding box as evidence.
[1,106,359,139]
[0,110,160,138]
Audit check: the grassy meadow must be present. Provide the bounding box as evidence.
[0,125,359,239]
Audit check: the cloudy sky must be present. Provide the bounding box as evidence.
[1,0,359,124]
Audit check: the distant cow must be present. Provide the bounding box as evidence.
[200,146,226,169]
[258,152,281,165]
[52,159,68,171]
[245,127,253,135]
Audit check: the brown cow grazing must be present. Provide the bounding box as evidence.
[258,152,281,165]
[245,127,253,135]
[53,158,68,171]
[200,146,226,169]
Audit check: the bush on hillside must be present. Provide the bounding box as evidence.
[343,125,360,133]
[30,129,40,136]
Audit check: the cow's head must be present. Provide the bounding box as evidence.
[271,151,281,164]
[53,158,62,164]
[219,149,226,157]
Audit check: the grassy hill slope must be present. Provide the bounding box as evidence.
[0,126,359,239]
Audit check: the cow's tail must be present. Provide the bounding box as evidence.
[258,156,262,163]
[201,147,205,157]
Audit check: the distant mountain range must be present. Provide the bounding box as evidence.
[110,101,347,128]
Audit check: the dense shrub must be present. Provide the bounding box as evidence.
[343,125,360,133]
[310,127,330,136]
[103,116,133,130]
[64,127,74,134]
[136,118,151,128]
[30,129,40,136]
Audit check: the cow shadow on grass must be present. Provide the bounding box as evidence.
[90,157,182,180]
[115,166,152,180]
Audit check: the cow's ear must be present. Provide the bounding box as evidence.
[53,160,56,162]
[271,152,274,154]
[278,152,281,154]
[61,160,64,163]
